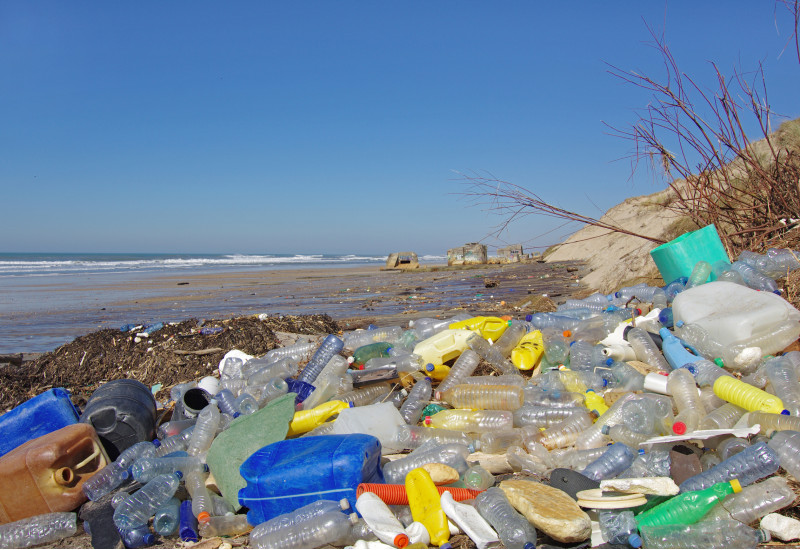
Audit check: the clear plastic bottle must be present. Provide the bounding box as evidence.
[131,456,206,483]
[410,316,466,340]
[602,424,652,448]
[620,449,671,478]
[639,519,770,549]
[625,327,671,372]
[476,429,523,454]
[474,487,537,549]
[542,329,570,365]
[598,509,642,548]
[440,384,524,411]
[252,377,289,408]
[684,260,712,289]
[525,410,594,450]
[336,383,392,407]
[524,385,583,408]
[262,340,318,364]
[703,475,795,525]
[244,357,297,388]
[689,358,732,387]
[548,446,609,471]
[184,470,213,524]
[668,368,706,434]
[249,499,351,538]
[699,402,746,430]
[512,404,586,429]
[712,375,788,414]
[154,427,194,457]
[213,388,241,417]
[198,514,252,537]
[678,442,780,493]
[0,512,77,548]
[249,511,357,549]
[383,443,471,484]
[392,424,475,451]
[567,341,606,370]
[186,402,220,457]
[462,463,495,490]
[344,327,405,351]
[619,395,672,435]
[580,442,637,481]
[82,440,159,501]
[739,250,787,279]
[117,524,155,548]
[767,430,800,479]
[730,260,780,293]
[399,378,432,424]
[606,359,646,391]
[113,472,183,530]
[297,334,345,385]
[467,334,519,375]
[492,322,527,356]
[461,374,526,387]
[635,480,741,527]
[765,356,800,416]
[716,436,750,461]
[153,497,181,536]
[423,409,513,433]
[766,247,800,272]
[435,349,481,395]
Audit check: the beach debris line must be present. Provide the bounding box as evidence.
[5,238,800,548]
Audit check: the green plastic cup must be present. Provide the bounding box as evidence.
[649,224,729,284]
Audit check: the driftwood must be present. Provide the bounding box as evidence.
[172,348,225,356]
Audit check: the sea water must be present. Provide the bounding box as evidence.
[0,252,444,354]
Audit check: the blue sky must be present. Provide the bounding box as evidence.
[2,2,799,256]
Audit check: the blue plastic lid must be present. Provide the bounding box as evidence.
[605,358,614,366]
[152,439,161,447]
[782,409,791,415]
[143,534,156,545]
[426,364,434,372]
[523,544,535,549]
[629,533,643,548]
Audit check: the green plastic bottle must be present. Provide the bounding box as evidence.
[634,480,741,528]
[351,342,392,369]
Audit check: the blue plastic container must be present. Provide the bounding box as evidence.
[238,434,384,526]
[0,388,80,458]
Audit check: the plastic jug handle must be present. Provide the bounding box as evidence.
[74,439,104,470]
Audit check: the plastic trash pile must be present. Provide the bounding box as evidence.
[5,240,800,549]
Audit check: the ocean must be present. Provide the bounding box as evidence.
[0,252,446,354]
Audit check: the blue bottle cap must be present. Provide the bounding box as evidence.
[152,439,161,447]
[629,533,643,548]
[426,363,434,372]
[781,409,791,415]
[525,314,533,322]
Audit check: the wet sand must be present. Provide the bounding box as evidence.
[4,260,587,354]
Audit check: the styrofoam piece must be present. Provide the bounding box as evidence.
[761,513,800,541]
[576,489,647,509]
[599,477,679,496]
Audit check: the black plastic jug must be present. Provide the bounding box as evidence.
[80,379,157,461]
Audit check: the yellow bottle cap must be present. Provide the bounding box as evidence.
[729,479,742,493]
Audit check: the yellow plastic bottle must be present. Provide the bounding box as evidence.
[511,330,544,371]
[449,316,510,342]
[712,376,788,414]
[583,389,609,417]
[413,329,474,365]
[405,467,450,546]
[423,363,451,381]
[286,400,350,436]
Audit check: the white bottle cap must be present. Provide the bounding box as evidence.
[643,372,670,395]
[197,376,220,395]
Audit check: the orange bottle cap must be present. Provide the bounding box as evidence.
[197,511,211,524]
[394,533,410,548]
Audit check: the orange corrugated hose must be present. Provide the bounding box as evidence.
[357,483,483,505]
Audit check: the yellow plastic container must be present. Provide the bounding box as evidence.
[405,467,449,546]
[510,330,544,371]
[286,400,350,436]
[713,376,788,414]
[424,364,451,381]
[583,389,609,417]
[558,369,589,394]
[449,316,510,342]
[412,329,474,366]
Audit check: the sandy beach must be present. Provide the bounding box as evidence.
[3,260,587,356]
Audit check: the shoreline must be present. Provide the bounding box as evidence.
[3,260,588,356]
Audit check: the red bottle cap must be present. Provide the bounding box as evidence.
[672,421,687,435]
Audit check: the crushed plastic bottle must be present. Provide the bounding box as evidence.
[639,519,770,548]
[678,442,780,493]
[474,487,536,549]
[0,512,77,549]
[249,511,357,549]
[113,472,183,530]
[580,442,637,481]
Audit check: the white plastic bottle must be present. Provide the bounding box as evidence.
[355,492,409,548]
[440,491,499,549]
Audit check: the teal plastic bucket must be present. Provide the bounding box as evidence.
[649,224,729,284]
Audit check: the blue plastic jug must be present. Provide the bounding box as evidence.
[0,388,80,457]
[238,434,384,525]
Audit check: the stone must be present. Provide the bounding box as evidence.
[79,494,123,549]
[421,463,459,485]
[205,393,295,510]
[599,477,679,496]
[500,479,592,543]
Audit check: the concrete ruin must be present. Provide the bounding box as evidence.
[447,243,488,265]
[384,251,420,270]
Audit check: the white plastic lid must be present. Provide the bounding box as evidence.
[644,372,670,394]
